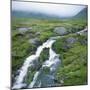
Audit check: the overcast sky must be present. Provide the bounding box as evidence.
[12,1,86,17]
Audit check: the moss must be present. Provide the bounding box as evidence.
[53,37,69,54]
[24,69,36,85]
[39,48,49,65]
[63,67,87,86]
[43,67,50,74]
[12,32,37,75]
[38,31,54,42]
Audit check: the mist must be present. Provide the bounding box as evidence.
[12,1,86,17]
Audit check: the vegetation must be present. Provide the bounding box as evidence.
[53,34,87,86]
[12,16,87,86]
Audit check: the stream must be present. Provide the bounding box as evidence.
[12,39,61,89]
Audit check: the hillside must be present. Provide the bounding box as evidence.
[73,7,87,19]
[12,7,87,20]
[12,10,63,19]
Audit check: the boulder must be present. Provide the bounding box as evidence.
[66,37,77,44]
[54,27,68,35]
[18,27,32,34]
[28,38,41,45]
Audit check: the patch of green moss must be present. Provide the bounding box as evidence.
[24,69,36,85]
[38,31,54,42]
[39,48,49,65]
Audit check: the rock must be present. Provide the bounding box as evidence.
[50,36,61,40]
[30,59,40,70]
[60,80,64,84]
[54,27,68,35]
[35,32,41,36]
[42,66,50,74]
[18,27,32,34]
[78,35,87,45]
[76,26,87,35]
[39,48,49,64]
[66,37,77,44]
[28,38,41,45]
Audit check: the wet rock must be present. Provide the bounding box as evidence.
[54,27,68,35]
[76,27,87,35]
[30,59,40,71]
[42,66,50,74]
[39,48,49,64]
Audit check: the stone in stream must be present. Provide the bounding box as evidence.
[76,26,87,35]
[30,58,40,71]
[54,27,68,35]
[39,48,49,65]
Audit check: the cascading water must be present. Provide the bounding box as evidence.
[12,39,61,89]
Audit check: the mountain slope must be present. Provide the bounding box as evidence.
[74,7,87,19]
[12,10,62,19]
[12,7,87,20]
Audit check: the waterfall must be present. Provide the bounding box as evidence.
[12,39,61,89]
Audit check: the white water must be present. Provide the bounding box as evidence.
[12,39,61,89]
[29,47,61,88]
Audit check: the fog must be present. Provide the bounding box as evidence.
[12,1,86,17]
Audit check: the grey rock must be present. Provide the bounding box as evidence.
[54,27,68,35]
[50,36,65,40]
[30,59,40,70]
[50,36,61,40]
[66,37,77,44]
[18,27,32,34]
[35,32,41,36]
[76,26,87,35]
[29,38,41,45]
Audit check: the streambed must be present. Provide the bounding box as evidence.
[12,39,61,89]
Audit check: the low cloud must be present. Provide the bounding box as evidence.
[12,1,86,17]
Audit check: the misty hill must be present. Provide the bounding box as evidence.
[73,7,87,19]
[12,10,63,19]
[12,8,87,19]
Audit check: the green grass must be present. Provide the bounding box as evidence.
[53,34,87,86]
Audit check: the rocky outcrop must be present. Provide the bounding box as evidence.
[28,38,41,45]
[18,27,32,34]
[66,37,77,44]
[54,27,68,35]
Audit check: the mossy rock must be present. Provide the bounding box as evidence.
[39,48,49,65]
